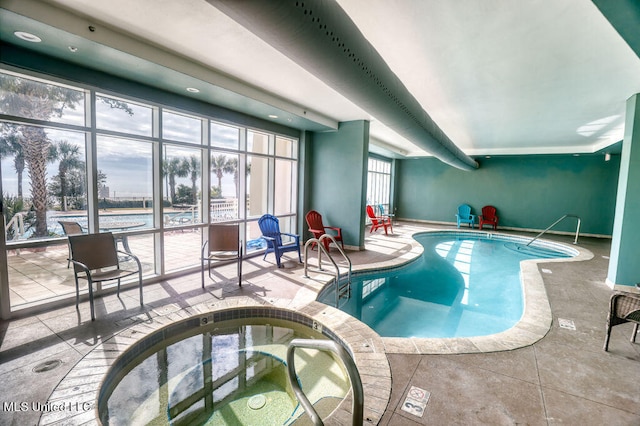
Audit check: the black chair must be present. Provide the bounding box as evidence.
[201,223,243,288]
[68,232,143,321]
[604,291,640,351]
[59,221,85,267]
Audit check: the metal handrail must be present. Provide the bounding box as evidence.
[304,235,352,307]
[526,214,581,246]
[286,338,364,426]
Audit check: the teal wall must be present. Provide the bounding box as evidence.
[608,93,640,286]
[397,154,620,236]
[309,121,369,248]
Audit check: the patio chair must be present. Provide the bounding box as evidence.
[455,204,476,228]
[59,221,85,268]
[201,223,243,288]
[478,205,499,230]
[378,204,395,224]
[603,291,640,351]
[258,214,302,268]
[366,205,392,235]
[305,210,344,252]
[68,232,143,321]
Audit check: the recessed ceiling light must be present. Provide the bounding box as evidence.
[14,31,41,43]
[68,46,78,53]
[268,114,278,119]
[186,87,200,93]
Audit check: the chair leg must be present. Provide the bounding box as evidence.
[238,250,243,287]
[138,270,143,306]
[631,323,639,343]
[116,278,121,297]
[604,323,612,351]
[87,278,95,321]
[74,275,80,307]
[201,258,207,289]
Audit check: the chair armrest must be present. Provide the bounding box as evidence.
[325,226,342,233]
[116,250,142,268]
[69,259,90,273]
[308,227,324,234]
[281,232,300,242]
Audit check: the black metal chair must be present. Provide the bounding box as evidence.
[59,221,84,268]
[603,290,640,351]
[68,232,143,321]
[201,223,243,288]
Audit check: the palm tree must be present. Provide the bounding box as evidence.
[0,73,132,237]
[227,157,239,200]
[0,130,25,198]
[49,140,82,211]
[163,157,189,204]
[211,154,234,196]
[186,155,201,204]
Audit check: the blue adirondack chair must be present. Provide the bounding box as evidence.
[258,214,302,268]
[456,204,476,228]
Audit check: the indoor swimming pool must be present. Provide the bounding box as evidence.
[318,232,578,339]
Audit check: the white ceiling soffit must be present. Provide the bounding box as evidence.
[4,0,640,158]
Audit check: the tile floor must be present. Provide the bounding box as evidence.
[0,222,639,425]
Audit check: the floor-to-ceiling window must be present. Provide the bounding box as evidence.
[0,68,298,315]
[366,156,393,216]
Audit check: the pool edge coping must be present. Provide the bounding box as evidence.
[340,229,595,355]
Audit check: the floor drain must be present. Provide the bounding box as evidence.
[247,394,266,410]
[32,359,62,373]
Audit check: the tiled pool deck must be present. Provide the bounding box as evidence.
[1,221,639,425]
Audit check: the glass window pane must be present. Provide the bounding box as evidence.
[96,94,152,137]
[246,220,267,253]
[246,155,269,218]
[163,228,202,272]
[210,151,239,222]
[210,122,239,150]
[163,110,202,144]
[247,131,270,154]
[274,159,295,215]
[163,145,203,226]
[275,136,296,158]
[1,123,87,240]
[96,135,153,230]
[0,71,85,126]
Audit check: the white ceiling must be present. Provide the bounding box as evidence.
[5,0,640,158]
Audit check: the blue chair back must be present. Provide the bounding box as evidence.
[456,204,475,228]
[257,214,301,267]
[458,204,471,218]
[258,214,282,247]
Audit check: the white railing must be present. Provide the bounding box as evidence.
[210,199,238,222]
[5,213,26,241]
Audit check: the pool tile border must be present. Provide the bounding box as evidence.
[329,229,594,355]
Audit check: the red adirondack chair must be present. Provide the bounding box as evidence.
[478,205,499,230]
[305,210,344,251]
[366,205,392,235]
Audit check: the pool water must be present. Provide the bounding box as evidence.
[101,322,349,425]
[318,232,572,338]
